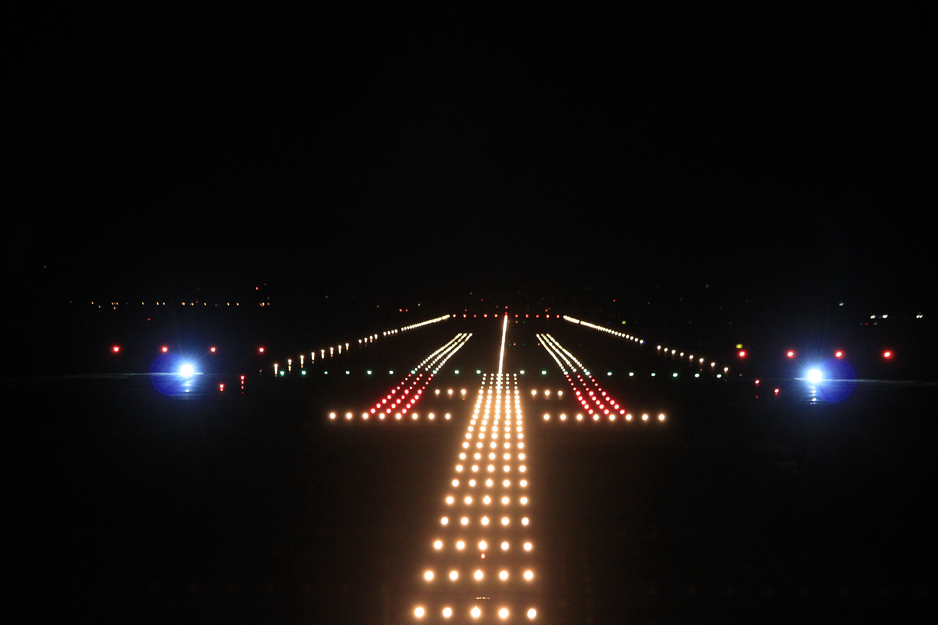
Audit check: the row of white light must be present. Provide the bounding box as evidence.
[286,314,453,373]
[538,333,591,375]
[542,412,665,422]
[411,333,472,375]
[564,315,730,375]
[655,344,727,374]
[414,372,537,620]
[414,606,537,620]
[564,315,644,345]
[397,314,451,333]
[90,301,244,307]
[330,411,452,421]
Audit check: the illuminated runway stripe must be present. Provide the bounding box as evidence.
[368,333,472,418]
[412,320,538,620]
[498,313,509,374]
[538,333,665,422]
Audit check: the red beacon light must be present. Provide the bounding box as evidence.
[161,346,169,353]
[834,350,844,358]
[786,350,795,358]
[210,346,217,353]
[738,350,747,358]
[112,346,120,353]
[883,350,893,359]
[258,347,265,353]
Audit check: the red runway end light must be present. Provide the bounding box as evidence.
[258,347,265,353]
[738,350,747,358]
[112,346,120,353]
[755,379,760,385]
[883,350,893,359]
[210,346,216,353]
[786,350,795,358]
[161,346,169,353]
[835,350,844,358]
[219,383,225,391]
[774,388,780,395]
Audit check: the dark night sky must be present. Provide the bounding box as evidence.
[6,12,934,315]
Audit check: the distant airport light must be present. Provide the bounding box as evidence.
[806,368,823,384]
